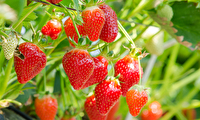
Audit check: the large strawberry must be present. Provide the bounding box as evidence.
[64,17,86,47]
[114,55,143,96]
[82,6,105,41]
[141,101,162,120]
[84,94,107,120]
[126,89,148,117]
[1,33,18,60]
[95,79,121,115]
[62,49,95,90]
[98,3,118,43]
[41,19,62,40]
[82,56,108,89]
[35,95,58,120]
[14,42,47,84]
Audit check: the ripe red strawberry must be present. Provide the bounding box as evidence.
[64,17,86,47]
[82,56,108,89]
[114,55,143,96]
[41,19,62,40]
[98,3,118,43]
[35,95,58,120]
[84,95,107,120]
[46,0,62,4]
[14,42,47,84]
[126,89,148,117]
[95,79,121,115]
[141,101,162,120]
[62,49,95,90]
[1,33,18,60]
[82,6,105,41]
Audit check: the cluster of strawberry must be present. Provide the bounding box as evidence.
[41,19,62,40]
[64,3,118,46]
[6,2,151,120]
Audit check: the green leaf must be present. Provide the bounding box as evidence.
[53,70,61,94]
[5,0,25,17]
[149,2,200,49]
[171,1,200,48]
[20,6,38,22]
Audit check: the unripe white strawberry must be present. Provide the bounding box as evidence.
[157,4,173,21]
[1,33,18,60]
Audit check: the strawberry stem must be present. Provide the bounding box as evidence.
[43,68,46,92]
[60,68,67,109]
[138,57,142,85]
[0,31,9,38]
[59,3,81,39]
[117,20,135,48]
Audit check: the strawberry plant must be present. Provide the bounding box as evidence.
[0,0,200,120]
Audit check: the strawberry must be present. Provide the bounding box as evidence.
[98,3,118,43]
[1,33,18,60]
[114,55,143,96]
[95,79,121,115]
[62,49,95,90]
[41,19,62,40]
[141,101,162,120]
[35,95,58,120]
[82,56,108,89]
[84,95,107,120]
[64,17,86,47]
[46,0,62,4]
[126,89,148,117]
[106,100,120,120]
[82,6,105,41]
[14,42,47,84]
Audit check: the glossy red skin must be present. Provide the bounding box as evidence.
[126,89,148,117]
[14,42,46,84]
[141,101,162,120]
[82,56,108,89]
[46,0,62,4]
[41,19,62,40]
[98,3,118,43]
[106,100,120,120]
[62,49,95,90]
[95,80,121,115]
[64,17,86,47]
[85,95,107,120]
[82,6,105,41]
[114,55,143,96]
[35,95,58,120]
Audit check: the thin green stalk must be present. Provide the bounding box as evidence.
[126,0,154,19]
[133,21,154,42]
[0,57,14,99]
[138,58,142,85]
[43,68,46,92]
[0,50,5,73]
[46,35,67,56]
[117,20,135,47]
[170,69,200,93]
[59,3,81,38]
[60,70,67,109]
[159,44,180,99]
[12,3,41,30]
[0,31,9,38]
